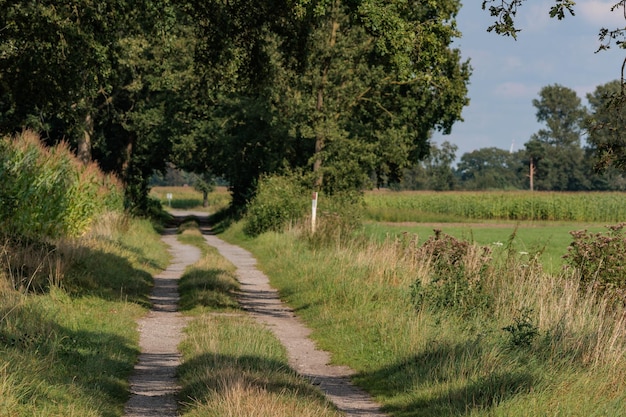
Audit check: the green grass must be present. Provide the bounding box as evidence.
[178,315,343,417]
[363,221,608,274]
[175,222,343,417]
[176,223,241,313]
[219,220,626,417]
[0,214,169,416]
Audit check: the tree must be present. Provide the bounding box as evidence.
[456,147,525,190]
[587,80,626,171]
[398,141,458,190]
[525,85,589,191]
[0,1,196,212]
[182,0,471,206]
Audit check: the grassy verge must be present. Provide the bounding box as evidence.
[219,221,626,417]
[175,222,343,417]
[0,213,169,417]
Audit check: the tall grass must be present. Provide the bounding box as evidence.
[365,190,626,223]
[0,206,168,416]
[0,130,123,239]
[220,219,626,416]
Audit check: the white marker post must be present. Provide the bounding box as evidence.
[166,192,173,207]
[311,192,318,233]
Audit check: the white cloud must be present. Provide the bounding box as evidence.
[578,0,626,26]
[493,82,538,98]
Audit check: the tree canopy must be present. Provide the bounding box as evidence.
[178,0,471,205]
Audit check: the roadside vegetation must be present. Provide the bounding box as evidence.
[213,175,626,416]
[4,125,626,416]
[0,131,169,416]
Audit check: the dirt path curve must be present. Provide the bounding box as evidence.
[201,230,388,417]
[124,231,201,417]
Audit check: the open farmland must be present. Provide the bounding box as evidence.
[363,191,626,272]
[364,190,626,223]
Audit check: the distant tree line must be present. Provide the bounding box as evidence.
[389,82,626,192]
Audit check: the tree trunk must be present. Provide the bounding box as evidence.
[203,190,209,207]
[77,113,93,165]
[313,9,340,189]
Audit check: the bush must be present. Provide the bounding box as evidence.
[243,174,309,237]
[563,223,626,298]
[410,230,493,316]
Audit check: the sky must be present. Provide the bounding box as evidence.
[432,0,626,160]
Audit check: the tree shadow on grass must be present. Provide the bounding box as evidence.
[65,246,153,308]
[354,340,535,417]
[0,303,138,414]
[178,352,334,412]
[178,266,241,311]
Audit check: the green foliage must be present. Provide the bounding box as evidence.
[185,0,470,205]
[0,131,123,239]
[410,230,493,315]
[503,308,540,348]
[243,174,309,237]
[456,147,527,190]
[585,80,626,174]
[527,84,590,191]
[563,223,626,297]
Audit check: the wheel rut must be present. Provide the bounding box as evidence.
[124,211,387,416]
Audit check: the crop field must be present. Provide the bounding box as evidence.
[364,190,626,223]
[363,190,625,272]
[150,185,231,212]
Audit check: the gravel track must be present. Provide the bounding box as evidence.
[123,212,387,416]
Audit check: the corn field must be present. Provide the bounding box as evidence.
[0,130,124,239]
[365,190,626,223]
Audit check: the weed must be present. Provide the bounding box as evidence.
[410,230,493,316]
[503,308,539,348]
[563,223,626,299]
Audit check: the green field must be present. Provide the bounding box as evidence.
[363,221,608,274]
[362,190,625,273]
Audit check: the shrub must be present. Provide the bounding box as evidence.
[243,174,309,237]
[502,307,539,348]
[563,223,626,298]
[410,230,493,315]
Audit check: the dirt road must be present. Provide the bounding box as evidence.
[124,213,387,416]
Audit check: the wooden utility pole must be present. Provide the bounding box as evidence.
[529,157,535,191]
